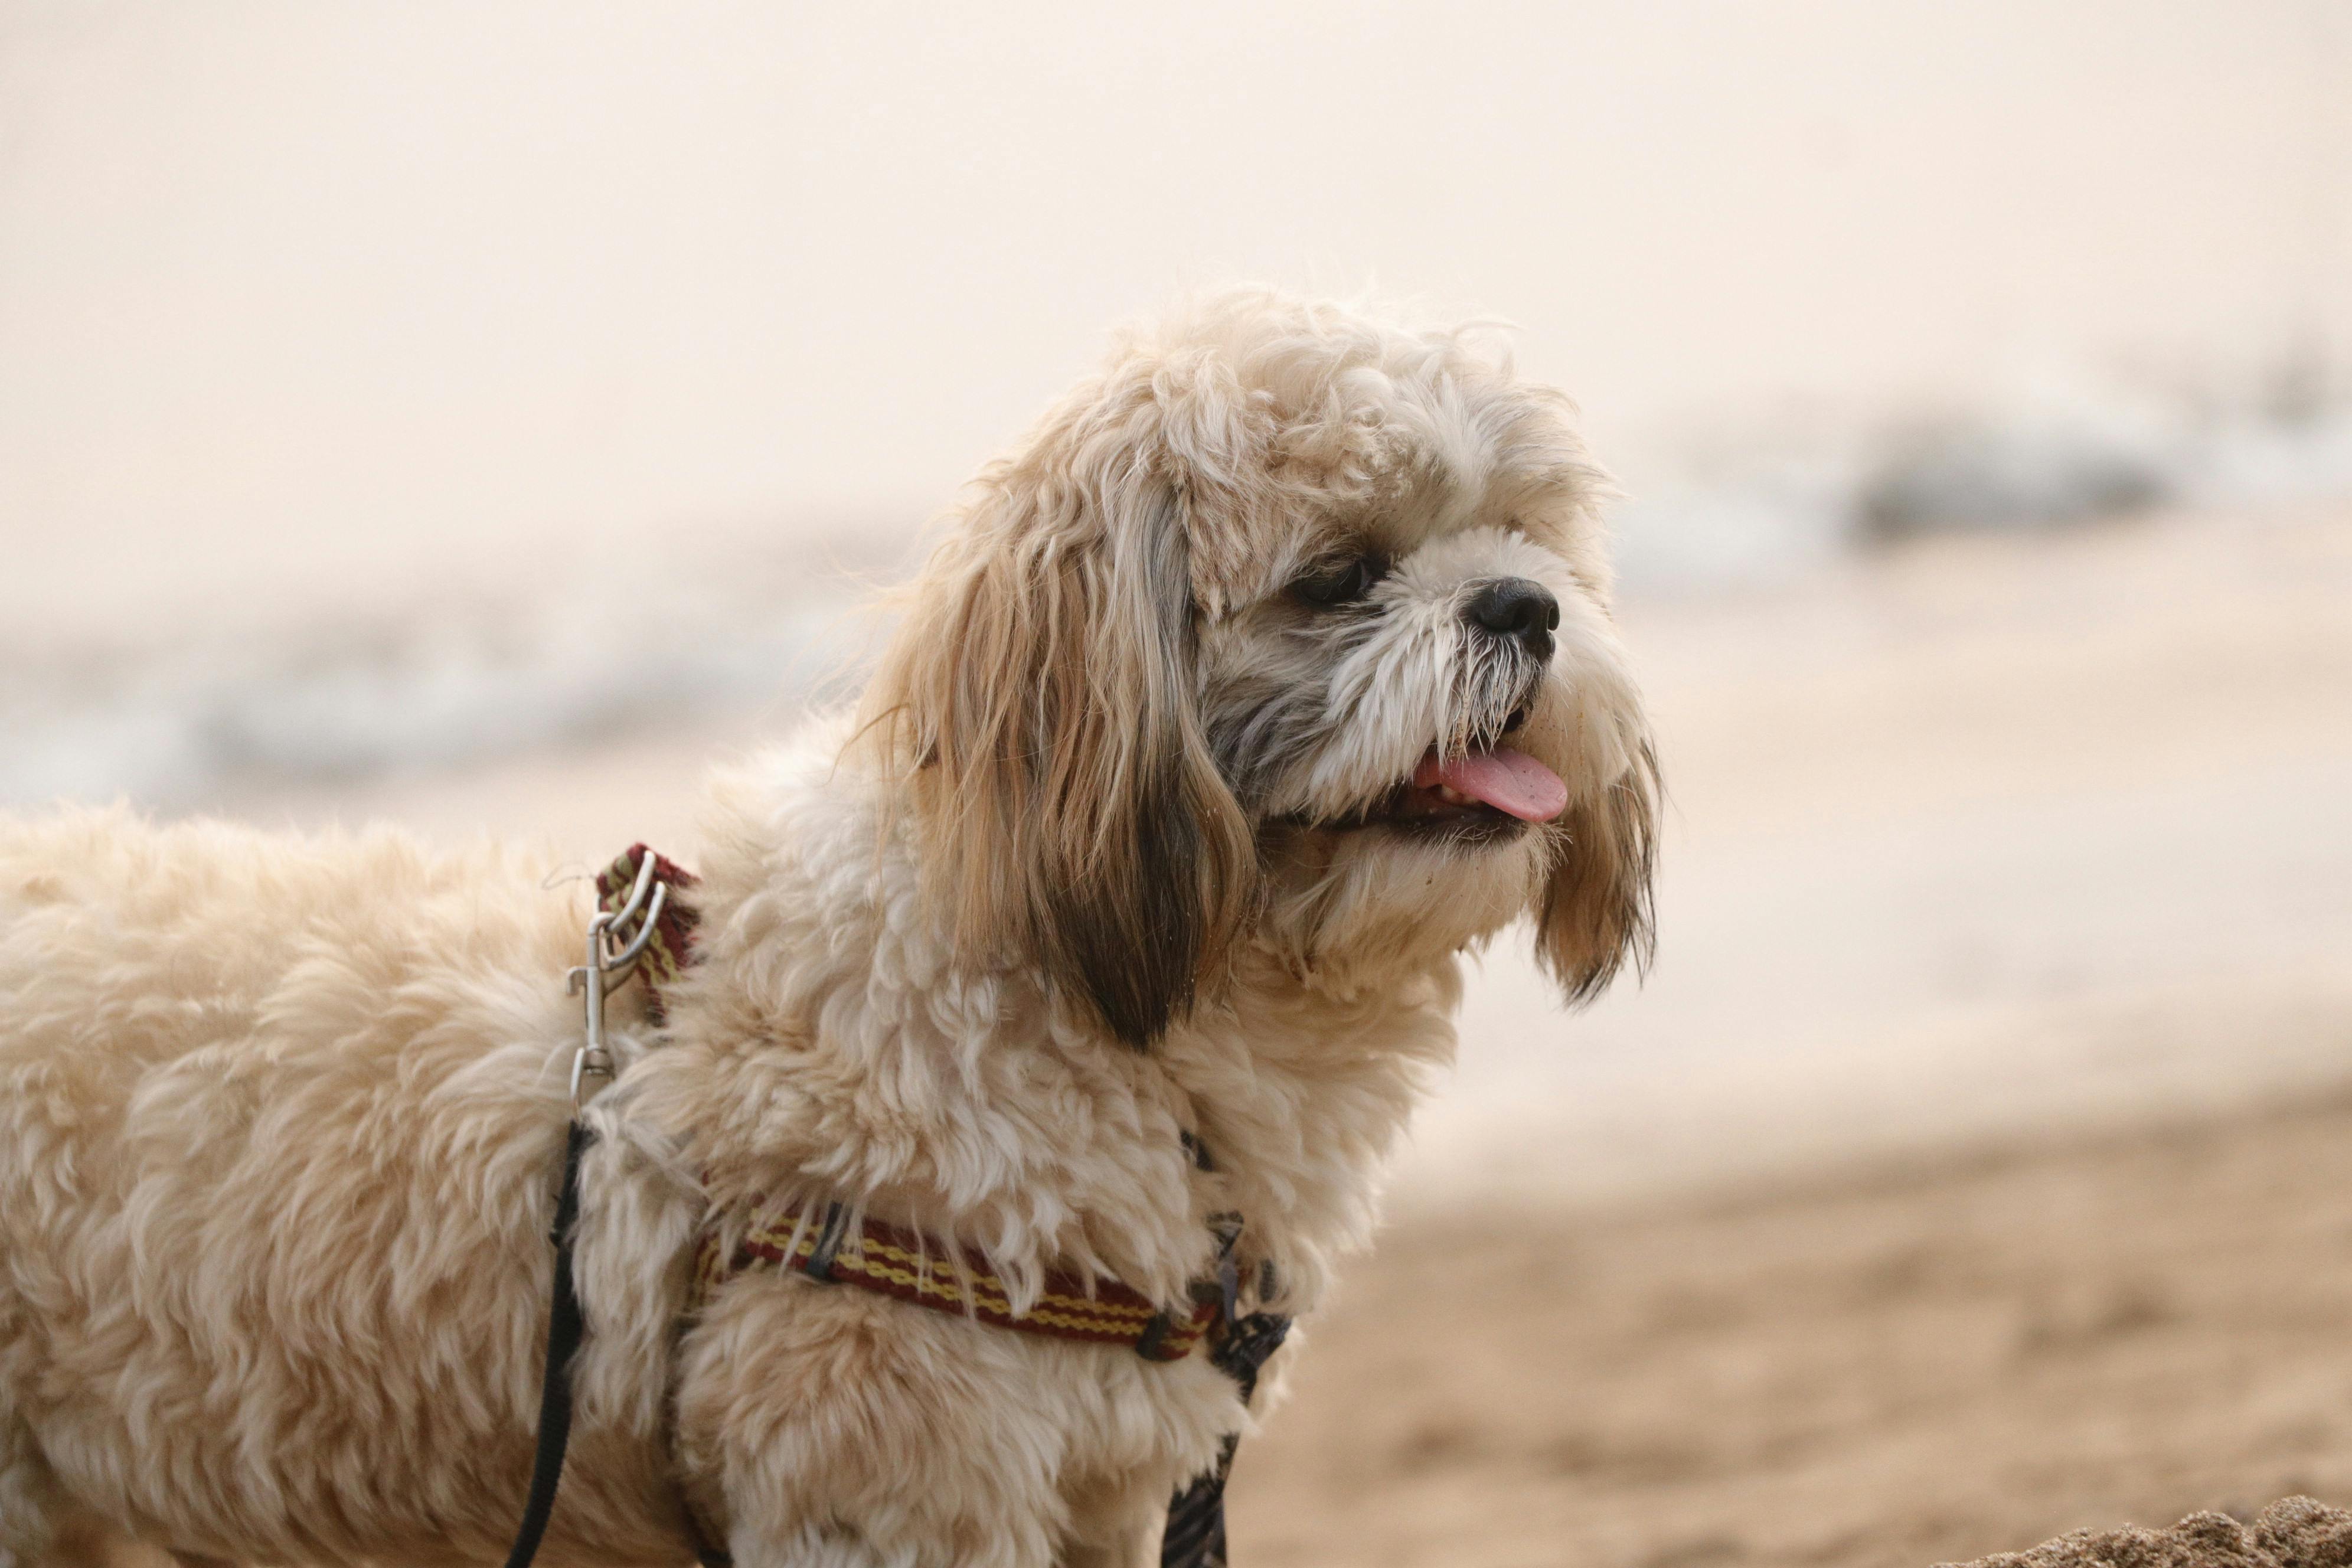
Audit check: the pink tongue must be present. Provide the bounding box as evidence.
[1413,747,1570,823]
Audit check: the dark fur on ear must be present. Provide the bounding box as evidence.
[860,432,1255,1048]
[1535,736,1660,1004]
[1038,508,1247,1044]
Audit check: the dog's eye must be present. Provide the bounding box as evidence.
[1291,556,1387,608]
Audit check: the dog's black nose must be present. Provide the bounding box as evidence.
[1464,577,1559,662]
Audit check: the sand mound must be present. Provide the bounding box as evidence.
[1938,1498,2352,1568]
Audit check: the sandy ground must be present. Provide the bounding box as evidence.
[70,504,2352,1566]
[1232,1092,2352,1568]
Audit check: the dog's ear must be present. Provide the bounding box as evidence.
[1534,733,1659,1004]
[869,443,1255,1048]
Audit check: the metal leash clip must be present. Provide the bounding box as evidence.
[564,851,668,1108]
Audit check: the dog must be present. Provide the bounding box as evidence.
[0,289,1657,1568]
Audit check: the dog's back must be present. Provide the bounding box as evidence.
[0,812,675,1566]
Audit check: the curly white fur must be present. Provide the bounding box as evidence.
[0,290,1654,1568]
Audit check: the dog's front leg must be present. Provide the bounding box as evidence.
[680,1282,1070,1568]
[1053,1474,1162,1568]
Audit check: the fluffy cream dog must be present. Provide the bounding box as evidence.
[0,290,1656,1568]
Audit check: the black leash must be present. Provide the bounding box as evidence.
[505,1118,731,1568]
[505,851,731,1568]
[503,1121,592,1568]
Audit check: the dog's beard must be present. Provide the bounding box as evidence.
[1219,645,1574,974]
[1206,616,1568,848]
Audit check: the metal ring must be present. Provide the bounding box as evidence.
[603,880,668,971]
[606,852,660,933]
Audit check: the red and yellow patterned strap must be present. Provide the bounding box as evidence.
[695,1200,1218,1363]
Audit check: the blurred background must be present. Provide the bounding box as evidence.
[6,4,2351,1564]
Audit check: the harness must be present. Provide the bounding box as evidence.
[504,847,1289,1568]
[694,1201,1221,1360]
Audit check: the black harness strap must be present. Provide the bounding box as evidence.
[503,1121,592,1568]
[1159,1308,1292,1568]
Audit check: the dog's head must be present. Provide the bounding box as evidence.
[862,290,1656,1046]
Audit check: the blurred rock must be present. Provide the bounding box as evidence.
[1936,1497,2352,1568]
